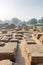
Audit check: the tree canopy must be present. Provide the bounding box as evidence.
[0,17,43,25]
[27,18,37,24]
[38,17,43,23]
[11,18,21,24]
[0,20,3,24]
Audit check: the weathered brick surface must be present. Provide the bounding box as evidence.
[0,42,17,61]
[0,60,12,65]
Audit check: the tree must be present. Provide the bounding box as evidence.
[38,17,43,23]
[4,20,10,24]
[27,18,37,25]
[0,20,3,24]
[11,18,21,25]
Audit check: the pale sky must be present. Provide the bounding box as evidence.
[0,0,43,21]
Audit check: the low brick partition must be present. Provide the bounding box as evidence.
[0,60,13,65]
[0,35,12,42]
[32,57,43,63]
[0,42,5,46]
[0,42,17,62]
[25,44,43,64]
[9,38,19,43]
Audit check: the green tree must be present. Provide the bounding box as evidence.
[38,17,43,23]
[4,20,10,24]
[0,20,3,24]
[27,18,37,25]
[11,18,21,24]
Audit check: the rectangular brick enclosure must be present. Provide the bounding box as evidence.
[0,42,17,62]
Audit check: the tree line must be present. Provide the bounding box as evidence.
[0,17,43,25]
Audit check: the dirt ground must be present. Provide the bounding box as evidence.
[16,39,31,65]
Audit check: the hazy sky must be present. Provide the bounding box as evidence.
[0,0,43,21]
